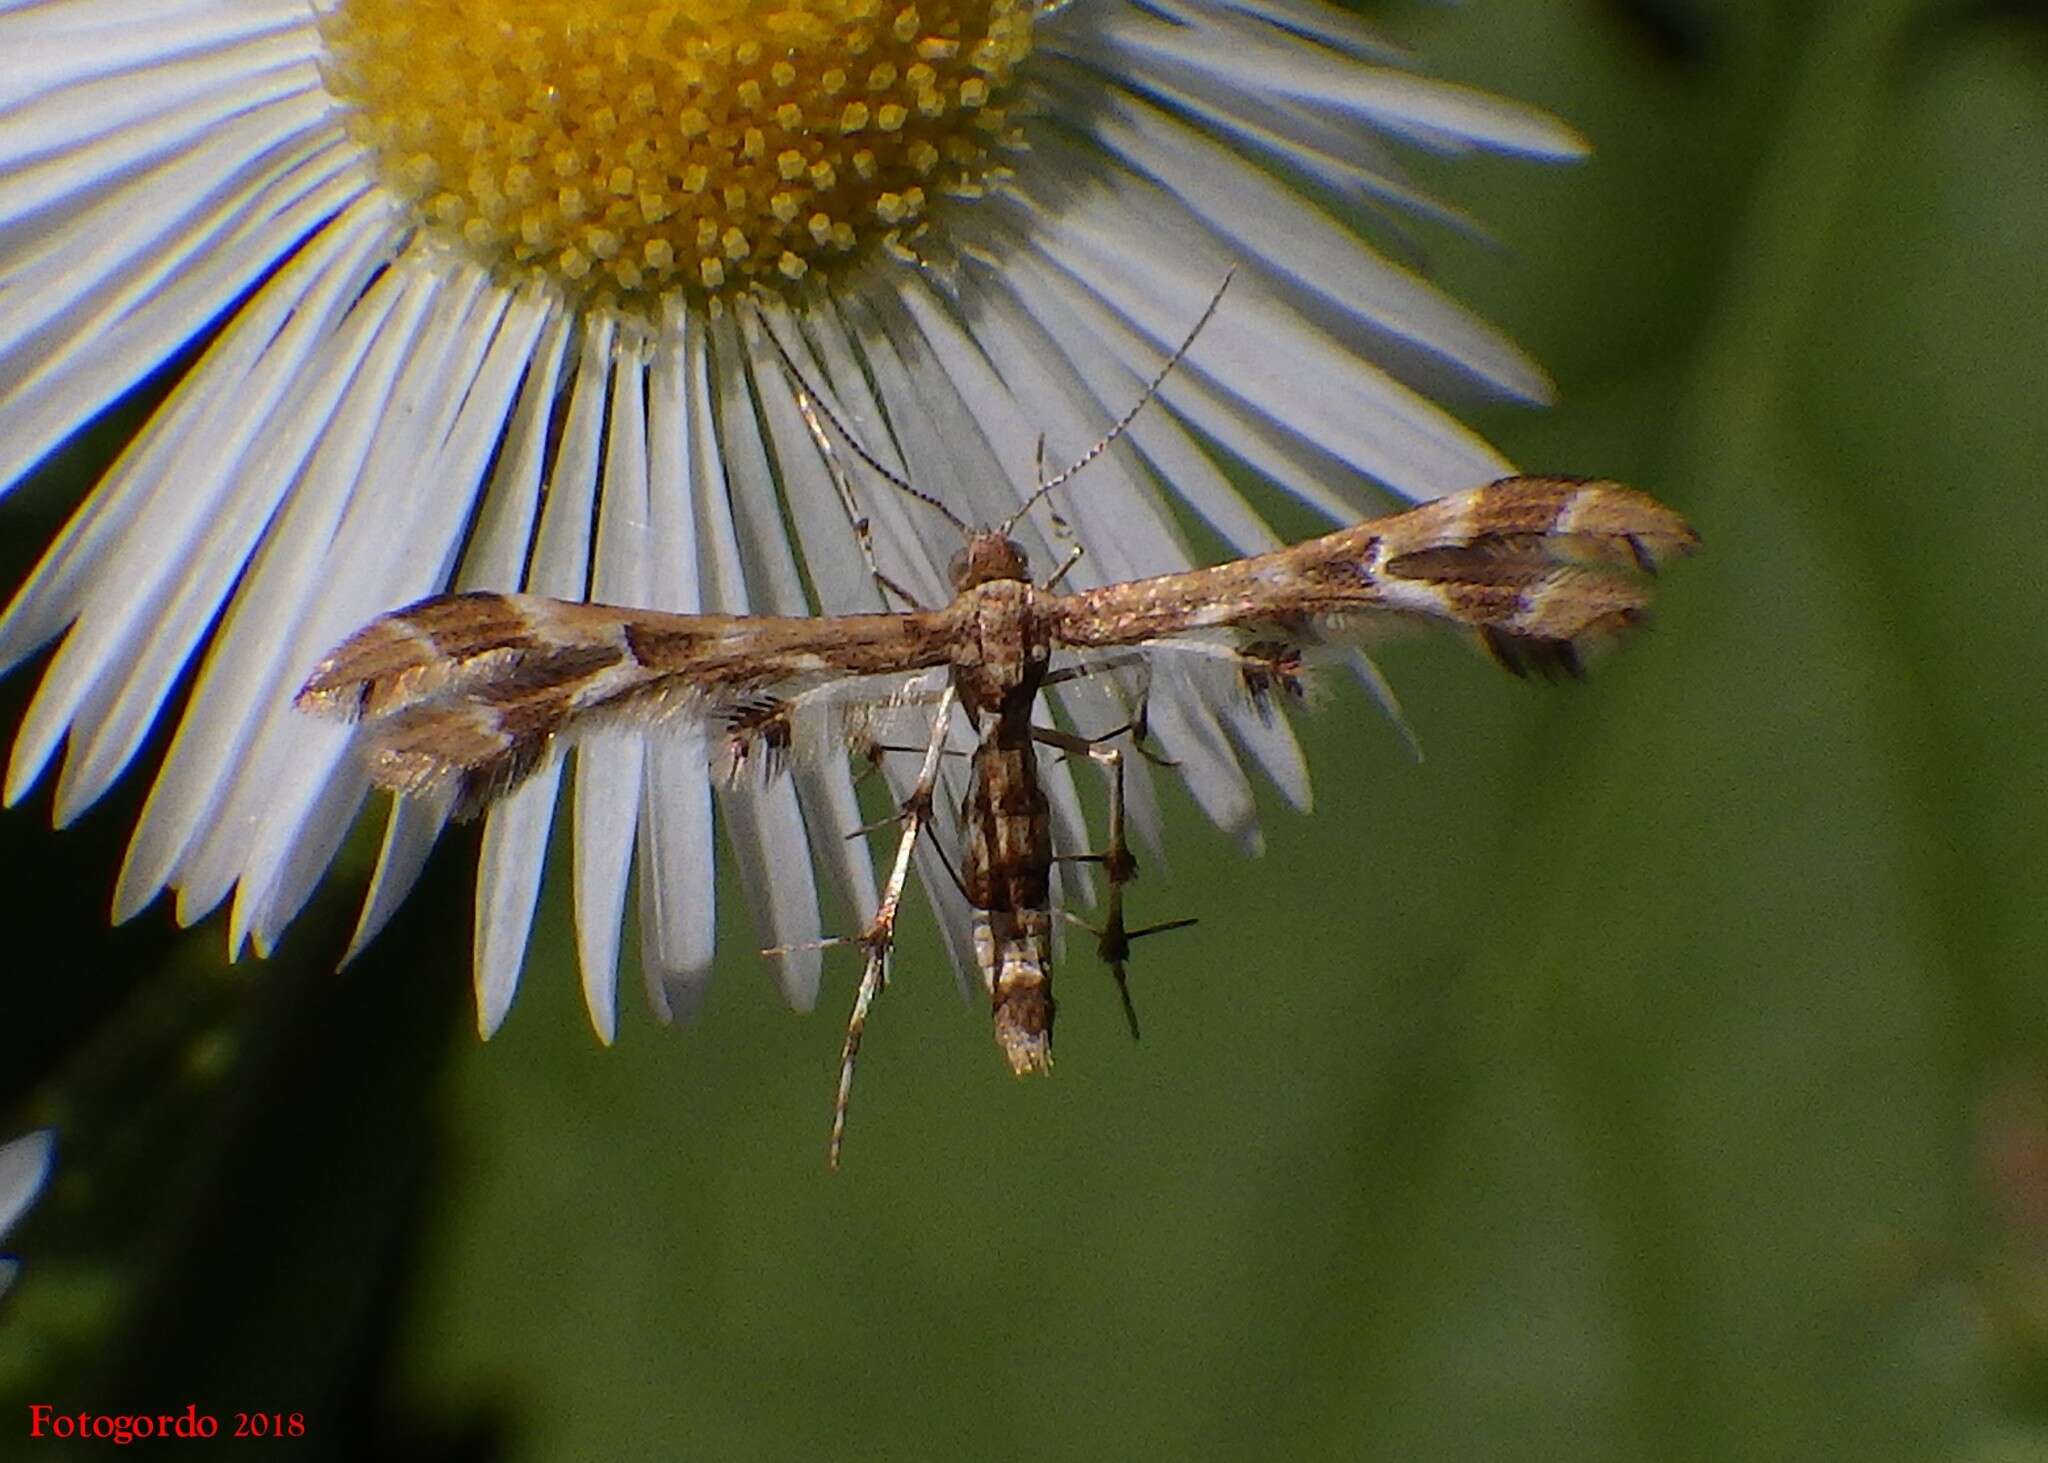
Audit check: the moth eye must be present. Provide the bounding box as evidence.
[947,545,972,589]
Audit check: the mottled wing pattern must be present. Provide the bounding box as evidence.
[296,590,957,817]
[1048,476,1700,689]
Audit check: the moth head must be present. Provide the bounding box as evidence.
[949,532,1031,590]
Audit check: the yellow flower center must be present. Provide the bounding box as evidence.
[317,0,1036,308]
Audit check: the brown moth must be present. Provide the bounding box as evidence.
[297,288,1698,1166]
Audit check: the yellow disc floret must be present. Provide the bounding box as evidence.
[318,0,1035,309]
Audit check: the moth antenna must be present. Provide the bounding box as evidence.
[752,303,972,538]
[1000,265,1235,538]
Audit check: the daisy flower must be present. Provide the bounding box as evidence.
[0,1129,55,1297]
[0,0,1583,1039]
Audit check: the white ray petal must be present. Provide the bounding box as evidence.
[853,284,1033,537]
[700,314,822,1011]
[744,296,911,611]
[1163,0,1409,61]
[1003,247,1368,525]
[0,39,317,173]
[0,150,373,503]
[529,316,613,591]
[0,0,293,41]
[0,114,336,380]
[0,56,324,228]
[1051,48,1485,251]
[0,3,312,110]
[340,798,447,965]
[454,313,573,592]
[0,191,383,690]
[235,268,510,953]
[1079,89,1549,401]
[805,292,984,594]
[0,1129,53,1237]
[994,260,1280,558]
[1095,9,1587,158]
[1017,178,1513,497]
[444,307,568,1003]
[572,345,655,1044]
[169,262,479,930]
[343,287,562,960]
[637,309,716,1021]
[471,315,616,1026]
[476,773,563,1038]
[111,225,415,920]
[18,206,389,819]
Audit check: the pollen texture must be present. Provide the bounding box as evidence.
[318,0,1035,307]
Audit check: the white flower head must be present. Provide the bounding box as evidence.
[0,0,1584,1038]
[0,1129,56,1297]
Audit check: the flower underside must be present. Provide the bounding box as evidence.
[318,0,1035,309]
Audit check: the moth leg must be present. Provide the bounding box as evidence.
[1041,543,1085,593]
[1035,725,1195,1042]
[1040,658,1178,770]
[830,684,958,1171]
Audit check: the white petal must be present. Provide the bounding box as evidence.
[476,770,564,1038]
[0,42,320,192]
[342,797,447,966]
[1162,0,1408,63]
[0,1129,53,1238]
[1015,174,1514,497]
[634,304,717,1021]
[1079,88,1549,402]
[0,184,382,684]
[455,311,573,593]
[110,222,417,920]
[1085,4,1587,158]
[235,266,514,952]
[1001,247,1364,525]
[468,315,616,1020]
[0,99,331,378]
[177,261,480,933]
[856,289,1032,541]
[699,314,821,1010]
[0,2,312,112]
[0,147,372,510]
[571,345,657,1043]
[17,200,388,820]
[343,286,561,957]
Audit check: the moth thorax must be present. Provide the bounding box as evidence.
[949,532,1031,591]
[975,912,1054,1075]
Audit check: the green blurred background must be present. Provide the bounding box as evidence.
[4,0,2046,1457]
